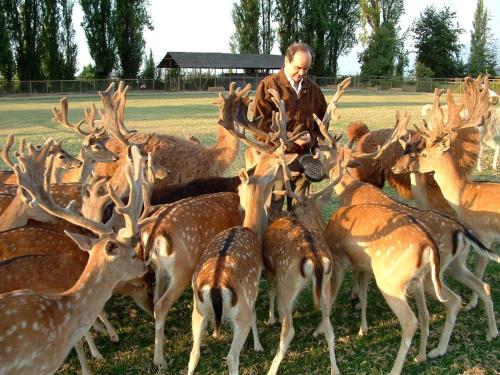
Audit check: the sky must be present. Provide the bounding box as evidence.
[73,0,500,75]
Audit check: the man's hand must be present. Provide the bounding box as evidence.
[312,147,321,159]
[294,133,311,147]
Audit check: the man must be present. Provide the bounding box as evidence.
[252,42,328,211]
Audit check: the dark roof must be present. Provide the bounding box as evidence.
[157,52,284,69]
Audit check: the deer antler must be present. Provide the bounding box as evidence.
[1,134,15,169]
[354,111,410,160]
[13,139,112,237]
[52,98,90,136]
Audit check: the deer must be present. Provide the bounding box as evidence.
[0,134,83,184]
[257,80,352,375]
[50,97,119,183]
[314,93,500,358]
[477,106,500,171]
[188,89,303,375]
[396,76,500,315]
[0,142,150,375]
[93,81,253,186]
[323,180,448,374]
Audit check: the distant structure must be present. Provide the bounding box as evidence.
[156,51,284,90]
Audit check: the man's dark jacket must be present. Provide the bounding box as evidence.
[252,69,327,154]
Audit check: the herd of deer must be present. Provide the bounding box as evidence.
[0,76,498,375]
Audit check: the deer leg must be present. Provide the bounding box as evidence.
[421,274,460,358]
[267,272,277,325]
[320,275,341,375]
[188,301,207,375]
[448,263,497,342]
[227,310,252,375]
[154,272,191,367]
[92,320,107,334]
[493,145,499,169]
[379,287,418,375]
[98,310,119,343]
[314,264,345,337]
[154,266,166,304]
[252,305,264,351]
[350,270,360,309]
[412,282,429,363]
[477,143,484,171]
[267,283,300,375]
[84,332,104,360]
[358,271,370,336]
[464,254,489,311]
[75,339,92,375]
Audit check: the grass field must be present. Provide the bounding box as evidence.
[0,89,499,374]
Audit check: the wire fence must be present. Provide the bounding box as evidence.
[0,75,498,96]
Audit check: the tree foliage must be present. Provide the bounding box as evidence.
[141,48,156,80]
[60,0,78,79]
[260,0,274,54]
[412,5,464,78]
[113,0,153,79]
[40,0,63,80]
[326,0,359,78]
[0,2,15,83]
[6,0,44,81]
[78,63,95,79]
[80,0,115,78]
[230,0,260,54]
[274,0,302,54]
[302,0,329,75]
[359,0,403,43]
[359,22,397,77]
[468,0,497,76]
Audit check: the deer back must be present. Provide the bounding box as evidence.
[142,192,243,265]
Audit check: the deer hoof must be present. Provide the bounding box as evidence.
[463,297,478,311]
[254,343,264,352]
[267,317,276,325]
[428,347,445,358]
[414,353,427,363]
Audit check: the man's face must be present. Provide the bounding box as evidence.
[284,50,312,84]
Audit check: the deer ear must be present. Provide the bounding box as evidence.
[104,239,121,256]
[439,137,450,152]
[64,231,97,252]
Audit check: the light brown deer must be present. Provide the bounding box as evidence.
[188,105,299,375]
[400,76,500,314]
[50,97,119,183]
[144,191,244,367]
[0,143,149,375]
[94,81,252,185]
[0,134,83,184]
[258,80,352,375]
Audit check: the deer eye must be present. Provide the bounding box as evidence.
[92,145,102,151]
[58,154,65,159]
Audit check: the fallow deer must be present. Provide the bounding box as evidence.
[0,134,83,184]
[144,192,244,367]
[477,106,500,171]
[259,80,352,375]
[93,81,252,185]
[0,143,149,375]
[188,93,300,375]
[400,76,500,315]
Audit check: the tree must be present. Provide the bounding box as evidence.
[113,0,153,79]
[274,0,301,54]
[0,2,15,85]
[60,0,78,79]
[260,0,274,54]
[326,0,360,78]
[359,22,397,77]
[230,0,260,54]
[78,64,95,79]
[80,0,115,79]
[415,62,434,79]
[40,0,63,80]
[6,0,45,82]
[412,5,464,78]
[359,0,404,43]
[141,48,156,80]
[302,0,329,75]
[468,0,497,76]
[359,0,404,77]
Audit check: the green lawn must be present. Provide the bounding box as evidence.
[0,90,498,374]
